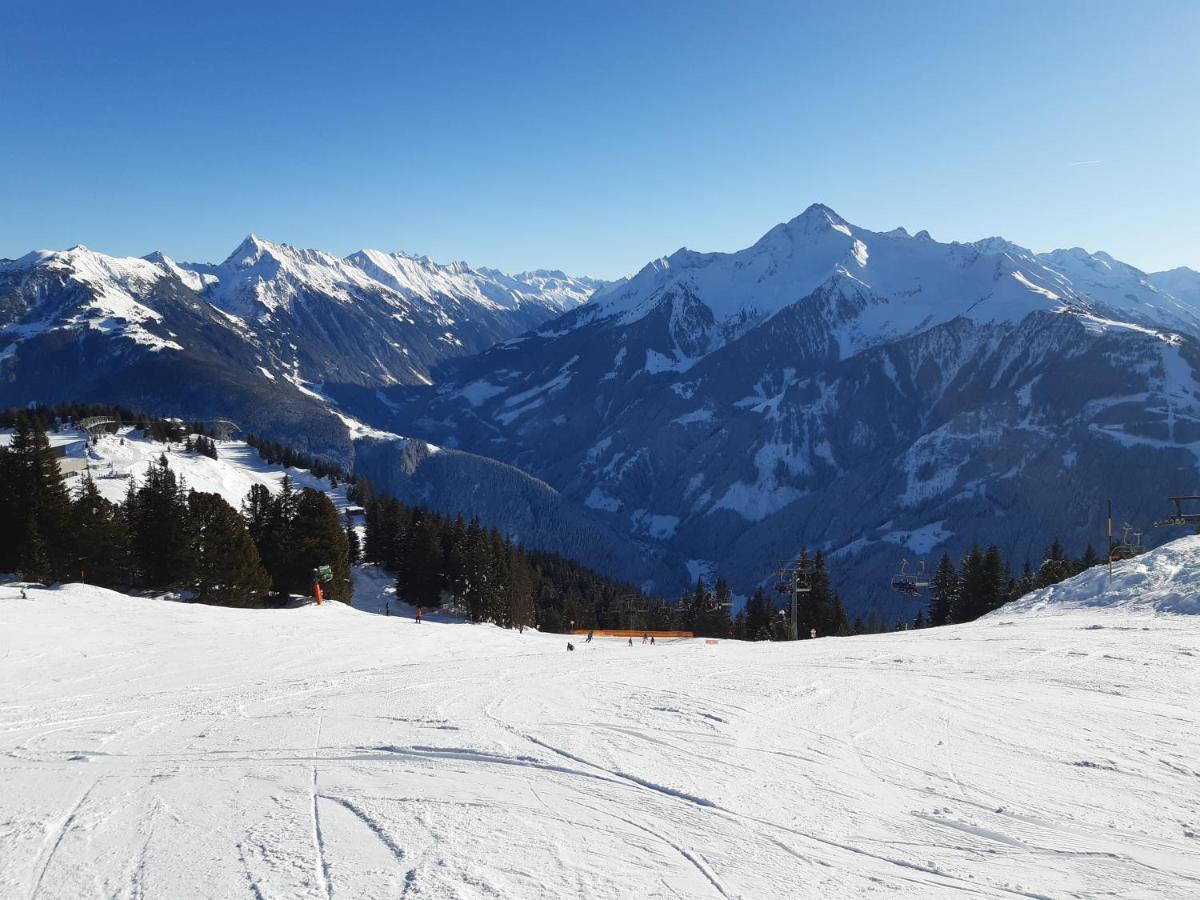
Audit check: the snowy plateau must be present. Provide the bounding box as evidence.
[1,428,1199,899]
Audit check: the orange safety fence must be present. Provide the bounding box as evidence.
[572,629,694,639]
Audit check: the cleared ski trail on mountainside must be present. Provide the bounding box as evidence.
[2,580,1198,899]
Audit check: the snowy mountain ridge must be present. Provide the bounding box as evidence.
[358,204,1200,609]
[584,203,1198,366]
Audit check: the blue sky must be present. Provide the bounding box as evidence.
[2,0,1197,278]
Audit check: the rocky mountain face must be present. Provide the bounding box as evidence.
[0,239,600,457]
[348,205,1200,615]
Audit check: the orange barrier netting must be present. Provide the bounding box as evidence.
[572,629,694,639]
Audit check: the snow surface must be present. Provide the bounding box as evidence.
[61,430,349,512]
[4,542,1200,898]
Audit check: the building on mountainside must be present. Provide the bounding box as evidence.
[48,439,89,478]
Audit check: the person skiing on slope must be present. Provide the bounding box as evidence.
[650,636,655,646]
[628,637,633,647]
[415,607,423,624]
[585,631,593,643]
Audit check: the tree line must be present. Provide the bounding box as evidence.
[923,539,1103,627]
[357,484,647,631]
[0,410,648,624]
[0,413,349,606]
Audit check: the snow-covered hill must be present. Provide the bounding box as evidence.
[4,537,1199,898]
[59,428,351,513]
[1001,534,1200,616]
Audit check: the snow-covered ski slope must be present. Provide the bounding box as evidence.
[4,541,1200,899]
[29,428,351,513]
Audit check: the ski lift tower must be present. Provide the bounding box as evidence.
[775,555,815,637]
[609,592,649,631]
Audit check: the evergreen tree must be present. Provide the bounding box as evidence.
[187,491,272,606]
[743,587,773,641]
[71,475,131,588]
[126,454,193,589]
[956,545,986,622]
[3,414,73,580]
[1077,543,1101,573]
[258,475,299,593]
[1036,538,1071,588]
[242,483,274,548]
[982,545,1009,613]
[461,517,490,622]
[346,524,362,565]
[929,553,958,626]
[291,488,352,603]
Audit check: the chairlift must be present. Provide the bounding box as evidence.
[1109,523,1145,561]
[1154,496,1200,531]
[890,559,930,596]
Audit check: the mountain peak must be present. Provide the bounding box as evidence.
[224,233,282,269]
[786,203,851,234]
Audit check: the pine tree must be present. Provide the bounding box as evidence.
[187,491,272,606]
[16,513,52,582]
[346,524,362,565]
[462,517,490,622]
[929,553,958,626]
[744,587,773,641]
[956,545,986,622]
[1036,538,1071,588]
[292,488,352,603]
[982,545,1009,613]
[126,454,193,589]
[71,475,131,588]
[5,413,73,580]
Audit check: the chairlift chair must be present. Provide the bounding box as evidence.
[890,559,930,596]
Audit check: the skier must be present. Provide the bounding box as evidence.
[585,631,593,643]
[415,607,423,624]
[642,630,649,644]
[650,636,655,646]
[385,601,390,616]
[628,637,633,647]
[567,642,575,652]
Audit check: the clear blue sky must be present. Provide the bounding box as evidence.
[2,0,1197,278]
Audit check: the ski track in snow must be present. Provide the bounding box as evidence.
[2,577,1199,898]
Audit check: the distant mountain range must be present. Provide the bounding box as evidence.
[4,211,1200,615]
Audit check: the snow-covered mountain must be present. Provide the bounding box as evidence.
[0,238,601,454]
[0,236,599,389]
[6,211,1200,613]
[5,536,1198,898]
[355,205,1200,611]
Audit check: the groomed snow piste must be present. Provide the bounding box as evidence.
[3,531,1199,899]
